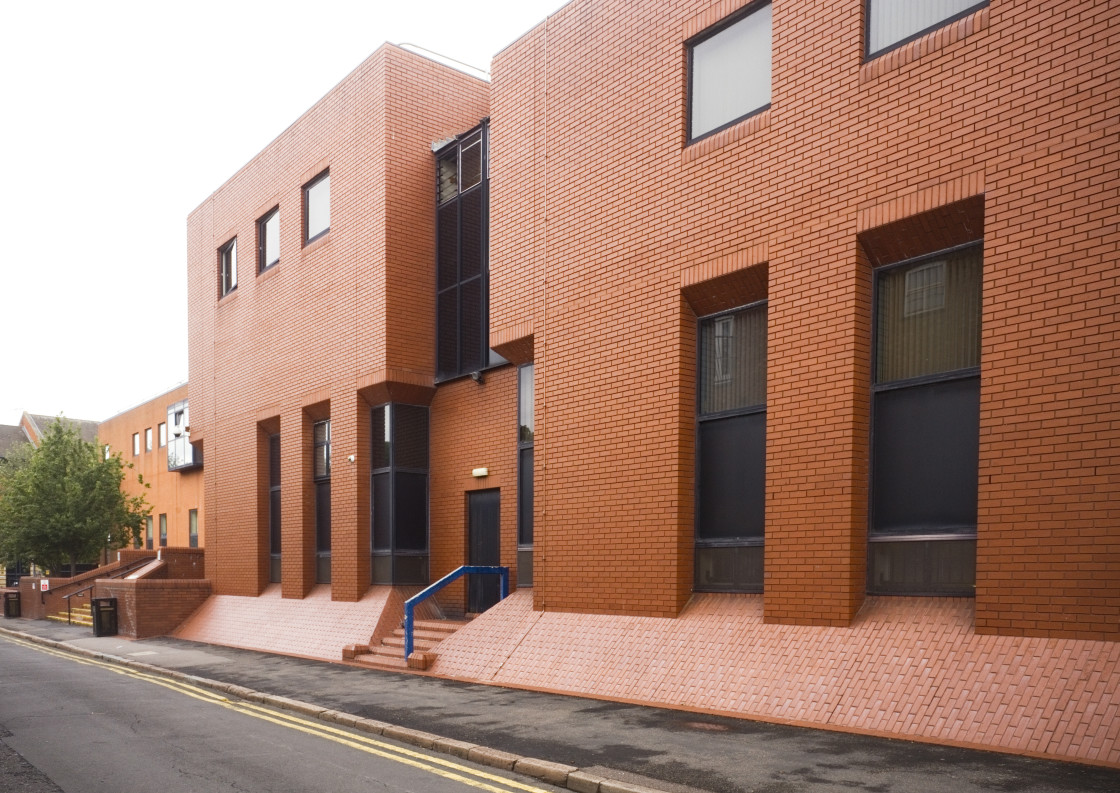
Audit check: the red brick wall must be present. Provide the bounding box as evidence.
[488,0,1118,635]
[96,579,211,639]
[187,45,490,601]
[99,385,204,550]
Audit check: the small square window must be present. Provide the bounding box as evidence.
[259,208,279,272]
[219,238,237,297]
[867,0,987,58]
[304,170,330,243]
[688,1,772,142]
[132,433,140,456]
[145,428,153,452]
[158,422,167,447]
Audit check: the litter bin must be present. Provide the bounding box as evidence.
[91,597,118,637]
[3,591,19,619]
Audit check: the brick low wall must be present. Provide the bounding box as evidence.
[94,579,212,639]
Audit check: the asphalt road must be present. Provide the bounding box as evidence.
[0,634,566,793]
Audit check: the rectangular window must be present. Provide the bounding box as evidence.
[158,422,166,447]
[219,238,237,297]
[696,302,767,592]
[436,121,503,380]
[313,420,331,584]
[688,1,772,142]
[517,364,535,587]
[869,244,981,595]
[132,433,140,456]
[269,433,281,583]
[370,404,430,586]
[167,400,200,471]
[189,509,198,548]
[258,208,279,272]
[158,513,167,547]
[145,516,153,550]
[304,170,330,243]
[145,428,152,452]
[867,0,987,58]
[104,444,111,460]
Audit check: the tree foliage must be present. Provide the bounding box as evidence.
[0,419,149,576]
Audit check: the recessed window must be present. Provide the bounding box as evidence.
[258,208,279,272]
[145,428,153,452]
[313,419,331,584]
[104,444,110,460]
[219,238,237,297]
[517,364,535,588]
[145,516,153,550]
[304,170,330,243]
[189,509,198,549]
[158,422,166,447]
[867,0,987,58]
[132,433,140,456]
[159,513,167,547]
[688,1,772,142]
[370,404,430,586]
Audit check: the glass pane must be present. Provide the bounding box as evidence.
[697,413,766,539]
[306,172,330,239]
[700,304,767,415]
[315,480,331,552]
[228,239,236,288]
[869,0,984,55]
[370,406,390,469]
[269,489,282,554]
[394,405,429,470]
[372,472,391,551]
[691,4,771,139]
[875,247,981,384]
[518,447,534,545]
[868,538,976,595]
[695,544,763,592]
[159,423,166,447]
[269,434,281,486]
[460,188,483,280]
[394,473,428,551]
[519,364,534,442]
[459,131,482,192]
[438,151,458,202]
[262,211,279,268]
[313,420,330,479]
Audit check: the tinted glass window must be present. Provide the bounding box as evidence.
[394,473,427,551]
[394,405,429,470]
[519,364,535,443]
[699,304,767,414]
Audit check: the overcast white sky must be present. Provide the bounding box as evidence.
[0,0,566,428]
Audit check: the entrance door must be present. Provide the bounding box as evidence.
[468,489,500,613]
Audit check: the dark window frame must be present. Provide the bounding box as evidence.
[145,515,153,550]
[517,364,535,587]
[132,433,140,456]
[865,0,988,61]
[303,169,330,245]
[188,508,198,549]
[219,237,237,298]
[268,433,281,583]
[686,0,772,145]
[258,207,280,273]
[158,422,166,448]
[370,403,430,586]
[868,241,982,596]
[694,300,768,593]
[313,420,331,583]
[145,427,152,452]
[158,513,167,548]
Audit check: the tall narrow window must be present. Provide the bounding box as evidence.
[313,420,331,584]
[259,208,279,272]
[219,238,237,297]
[869,243,981,595]
[688,1,772,142]
[436,121,503,380]
[867,0,987,58]
[269,433,281,583]
[132,433,140,456]
[158,422,166,447]
[517,364,535,587]
[145,428,153,452]
[696,302,767,592]
[159,514,167,547]
[304,170,330,243]
[370,404,430,585]
[145,516,153,550]
[188,509,198,549]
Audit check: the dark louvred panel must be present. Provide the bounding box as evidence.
[460,189,483,280]
[437,204,459,290]
[394,473,428,551]
[394,405,429,470]
[460,277,483,373]
[437,288,459,378]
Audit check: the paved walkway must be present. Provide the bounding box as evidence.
[2,618,1117,793]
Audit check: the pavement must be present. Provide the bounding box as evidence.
[2,617,1118,793]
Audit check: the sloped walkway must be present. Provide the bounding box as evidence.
[174,584,392,661]
[430,592,1120,767]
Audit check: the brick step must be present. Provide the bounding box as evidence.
[412,619,470,632]
[353,652,409,670]
[390,627,458,643]
[381,635,441,650]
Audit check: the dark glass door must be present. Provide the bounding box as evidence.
[468,489,500,613]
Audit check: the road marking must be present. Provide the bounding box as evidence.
[1,634,556,793]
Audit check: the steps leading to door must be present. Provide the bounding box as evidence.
[347,619,470,671]
[47,603,93,627]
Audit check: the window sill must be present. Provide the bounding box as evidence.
[302,230,331,258]
[683,108,770,164]
[217,286,239,305]
[860,7,988,84]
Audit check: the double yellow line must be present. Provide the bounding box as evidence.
[1,634,555,793]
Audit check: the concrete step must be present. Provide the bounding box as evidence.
[47,614,93,627]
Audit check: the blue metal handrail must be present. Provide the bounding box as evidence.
[403,565,509,659]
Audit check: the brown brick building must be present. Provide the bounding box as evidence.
[177,0,1118,763]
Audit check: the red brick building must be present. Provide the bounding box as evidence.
[180,1,1119,764]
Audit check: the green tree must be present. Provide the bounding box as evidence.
[0,419,149,576]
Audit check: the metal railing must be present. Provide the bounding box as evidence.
[56,556,156,624]
[403,566,509,659]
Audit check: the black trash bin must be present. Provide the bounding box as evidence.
[3,591,19,619]
[91,597,118,637]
